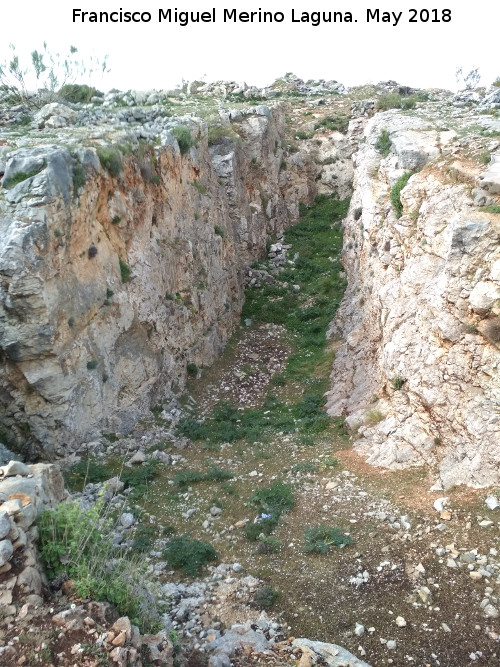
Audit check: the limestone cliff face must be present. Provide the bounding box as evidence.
[0,104,318,458]
[326,111,500,489]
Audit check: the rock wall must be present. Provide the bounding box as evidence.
[0,103,320,458]
[326,111,500,489]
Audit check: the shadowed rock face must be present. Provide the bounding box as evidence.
[326,111,500,489]
[0,104,326,458]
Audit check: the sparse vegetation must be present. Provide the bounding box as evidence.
[303,525,353,553]
[390,172,412,218]
[86,359,98,370]
[391,375,405,390]
[171,125,193,155]
[2,164,45,189]
[37,499,161,632]
[119,257,132,282]
[375,129,392,157]
[97,146,123,177]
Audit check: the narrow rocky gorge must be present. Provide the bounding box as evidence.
[1,77,500,666]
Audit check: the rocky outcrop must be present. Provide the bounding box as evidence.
[0,103,325,458]
[326,110,500,488]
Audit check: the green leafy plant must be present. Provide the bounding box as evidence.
[303,525,353,553]
[164,535,217,576]
[390,172,412,218]
[86,359,98,370]
[214,225,225,237]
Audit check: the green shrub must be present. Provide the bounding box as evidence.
[171,125,193,155]
[164,535,217,576]
[119,258,132,282]
[376,93,422,111]
[250,481,294,517]
[73,163,87,191]
[86,359,98,370]
[391,375,405,390]
[64,458,111,491]
[314,114,349,134]
[304,525,353,553]
[97,147,123,177]
[59,84,98,103]
[54,228,63,238]
[295,130,310,140]
[187,362,198,377]
[253,585,279,609]
[375,129,392,157]
[204,466,234,482]
[214,225,225,237]
[173,470,205,486]
[112,215,121,224]
[376,93,403,111]
[492,77,500,88]
[207,123,240,145]
[390,172,412,218]
[121,460,160,500]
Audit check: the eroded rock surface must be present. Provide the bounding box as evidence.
[326,109,500,488]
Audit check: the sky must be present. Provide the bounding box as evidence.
[1,2,498,94]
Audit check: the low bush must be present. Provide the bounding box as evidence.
[171,125,193,155]
[59,84,99,103]
[164,535,217,576]
[97,146,123,177]
[303,525,353,553]
[64,459,111,491]
[253,585,279,609]
[3,164,45,189]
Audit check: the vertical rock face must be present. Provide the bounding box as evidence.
[0,105,318,458]
[326,111,500,489]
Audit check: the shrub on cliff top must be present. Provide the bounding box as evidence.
[171,125,193,155]
[97,146,123,177]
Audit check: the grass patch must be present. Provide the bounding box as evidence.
[3,163,45,189]
[480,205,500,214]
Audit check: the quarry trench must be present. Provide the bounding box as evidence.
[64,196,500,666]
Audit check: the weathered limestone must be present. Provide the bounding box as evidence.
[0,105,319,457]
[326,110,500,488]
